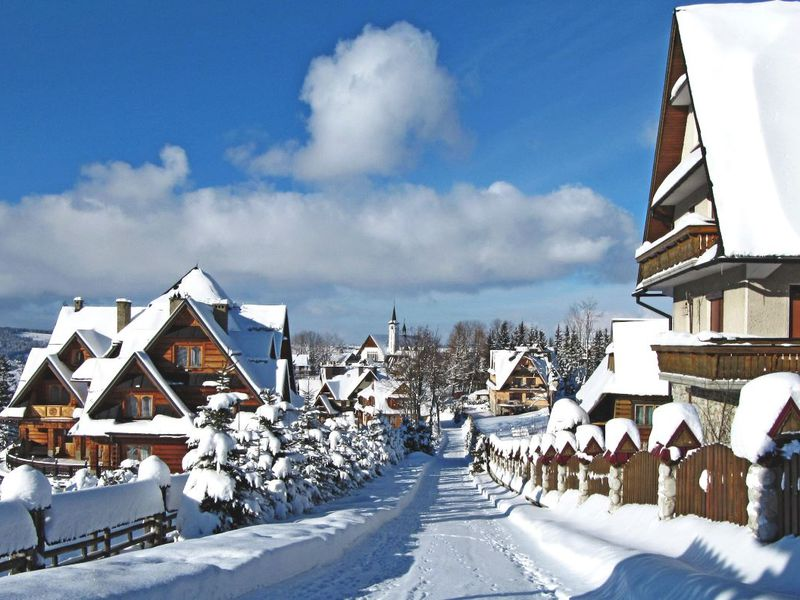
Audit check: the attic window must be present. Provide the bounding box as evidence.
[175,345,202,369]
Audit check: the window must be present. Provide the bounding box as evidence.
[175,345,202,368]
[635,404,657,426]
[125,394,154,419]
[125,445,151,462]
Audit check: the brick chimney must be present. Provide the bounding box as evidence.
[213,300,229,332]
[73,297,84,312]
[116,298,131,332]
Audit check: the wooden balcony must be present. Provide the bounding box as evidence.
[637,225,720,283]
[28,405,76,419]
[653,339,800,383]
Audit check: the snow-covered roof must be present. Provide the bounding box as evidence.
[577,319,669,415]
[488,347,547,390]
[676,2,800,257]
[316,368,374,402]
[7,349,88,408]
[9,267,294,440]
[357,378,406,416]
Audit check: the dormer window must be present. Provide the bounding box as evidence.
[71,349,85,367]
[175,345,202,369]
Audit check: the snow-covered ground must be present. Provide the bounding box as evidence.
[247,423,565,599]
[470,407,549,438]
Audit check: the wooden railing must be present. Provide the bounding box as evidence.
[6,451,89,478]
[637,224,720,282]
[29,405,76,419]
[653,339,800,381]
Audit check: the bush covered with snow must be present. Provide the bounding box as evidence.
[732,372,800,463]
[546,398,590,434]
[0,465,52,511]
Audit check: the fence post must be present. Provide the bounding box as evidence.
[103,527,112,557]
[608,465,623,512]
[657,463,677,520]
[541,463,550,495]
[578,462,589,504]
[746,463,781,542]
[557,464,567,495]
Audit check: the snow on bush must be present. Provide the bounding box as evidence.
[732,372,800,463]
[64,468,98,492]
[137,455,171,488]
[45,479,164,543]
[0,465,52,511]
[0,500,38,556]
[647,402,704,459]
[604,418,641,454]
[546,398,590,434]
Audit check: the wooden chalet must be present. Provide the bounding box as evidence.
[2,268,297,473]
[355,378,410,429]
[487,347,550,416]
[577,319,670,446]
[313,367,377,416]
[635,3,800,442]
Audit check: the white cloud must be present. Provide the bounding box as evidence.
[0,146,637,304]
[229,22,464,180]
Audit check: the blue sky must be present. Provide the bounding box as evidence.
[0,1,737,341]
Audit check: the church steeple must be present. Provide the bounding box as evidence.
[388,304,398,354]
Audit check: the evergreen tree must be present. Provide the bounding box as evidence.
[178,390,260,537]
[0,357,18,448]
[496,321,512,350]
[512,321,528,348]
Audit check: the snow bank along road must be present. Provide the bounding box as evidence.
[248,424,567,599]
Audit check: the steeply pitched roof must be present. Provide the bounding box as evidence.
[488,347,548,390]
[577,319,669,415]
[676,1,800,257]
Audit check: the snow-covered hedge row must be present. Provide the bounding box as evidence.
[45,478,165,544]
[0,500,38,556]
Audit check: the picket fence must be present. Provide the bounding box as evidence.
[485,439,800,539]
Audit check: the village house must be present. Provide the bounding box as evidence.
[486,347,550,416]
[313,366,377,416]
[354,307,415,366]
[576,319,671,445]
[1,268,297,473]
[634,2,800,442]
[355,378,410,429]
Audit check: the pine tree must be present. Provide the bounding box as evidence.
[497,321,512,350]
[178,389,260,537]
[512,321,527,348]
[0,357,17,449]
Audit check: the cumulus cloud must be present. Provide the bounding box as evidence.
[229,22,464,180]
[0,146,637,303]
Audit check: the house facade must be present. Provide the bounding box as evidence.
[487,348,550,416]
[577,319,671,445]
[635,3,800,442]
[2,268,297,472]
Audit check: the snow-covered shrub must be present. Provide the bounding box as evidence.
[402,418,433,454]
[64,468,98,492]
[99,459,139,486]
[0,465,52,511]
[546,398,590,434]
[469,434,488,474]
[178,391,260,538]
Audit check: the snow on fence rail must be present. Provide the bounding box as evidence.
[0,472,184,575]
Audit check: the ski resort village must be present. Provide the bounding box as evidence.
[2,1,800,598]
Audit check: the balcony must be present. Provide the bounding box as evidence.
[652,338,800,385]
[28,405,77,419]
[637,224,720,284]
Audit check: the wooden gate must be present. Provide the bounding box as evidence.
[587,455,611,496]
[675,443,749,525]
[780,454,800,536]
[621,451,659,505]
[564,456,580,490]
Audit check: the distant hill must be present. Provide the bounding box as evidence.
[0,326,50,361]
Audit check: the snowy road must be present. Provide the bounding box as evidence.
[247,424,567,599]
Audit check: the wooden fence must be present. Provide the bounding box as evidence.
[533,458,543,487]
[780,454,800,537]
[621,451,659,506]
[546,462,558,491]
[587,455,611,497]
[564,456,580,491]
[675,443,749,526]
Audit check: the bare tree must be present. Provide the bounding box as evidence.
[565,298,599,359]
[293,330,344,375]
[391,326,446,432]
